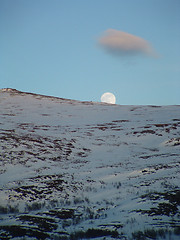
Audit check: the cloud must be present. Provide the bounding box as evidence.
[98,29,158,58]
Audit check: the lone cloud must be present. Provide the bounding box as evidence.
[98,29,158,58]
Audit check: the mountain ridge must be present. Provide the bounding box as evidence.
[0,88,100,105]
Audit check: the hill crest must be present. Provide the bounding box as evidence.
[0,88,180,239]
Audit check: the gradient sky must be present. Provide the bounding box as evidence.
[1,0,180,105]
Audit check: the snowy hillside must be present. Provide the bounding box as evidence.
[0,88,180,239]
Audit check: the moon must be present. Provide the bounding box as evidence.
[101,92,116,104]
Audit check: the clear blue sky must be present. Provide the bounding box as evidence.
[1,0,180,105]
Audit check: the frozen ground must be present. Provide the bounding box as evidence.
[0,88,180,239]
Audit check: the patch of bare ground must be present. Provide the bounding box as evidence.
[0,225,51,239]
[18,215,57,231]
[8,174,82,202]
[70,228,119,239]
[136,190,180,216]
[133,130,156,135]
[132,227,180,240]
[140,153,179,159]
[0,130,91,168]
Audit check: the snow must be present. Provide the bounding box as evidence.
[0,89,180,239]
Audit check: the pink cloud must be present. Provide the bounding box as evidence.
[98,29,158,58]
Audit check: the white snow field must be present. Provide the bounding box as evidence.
[0,88,180,239]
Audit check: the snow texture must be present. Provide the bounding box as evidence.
[0,88,180,239]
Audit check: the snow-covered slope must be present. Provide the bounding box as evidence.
[0,88,180,239]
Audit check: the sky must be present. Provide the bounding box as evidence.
[0,0,180,105]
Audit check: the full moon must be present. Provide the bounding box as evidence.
[101,92,116,104]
